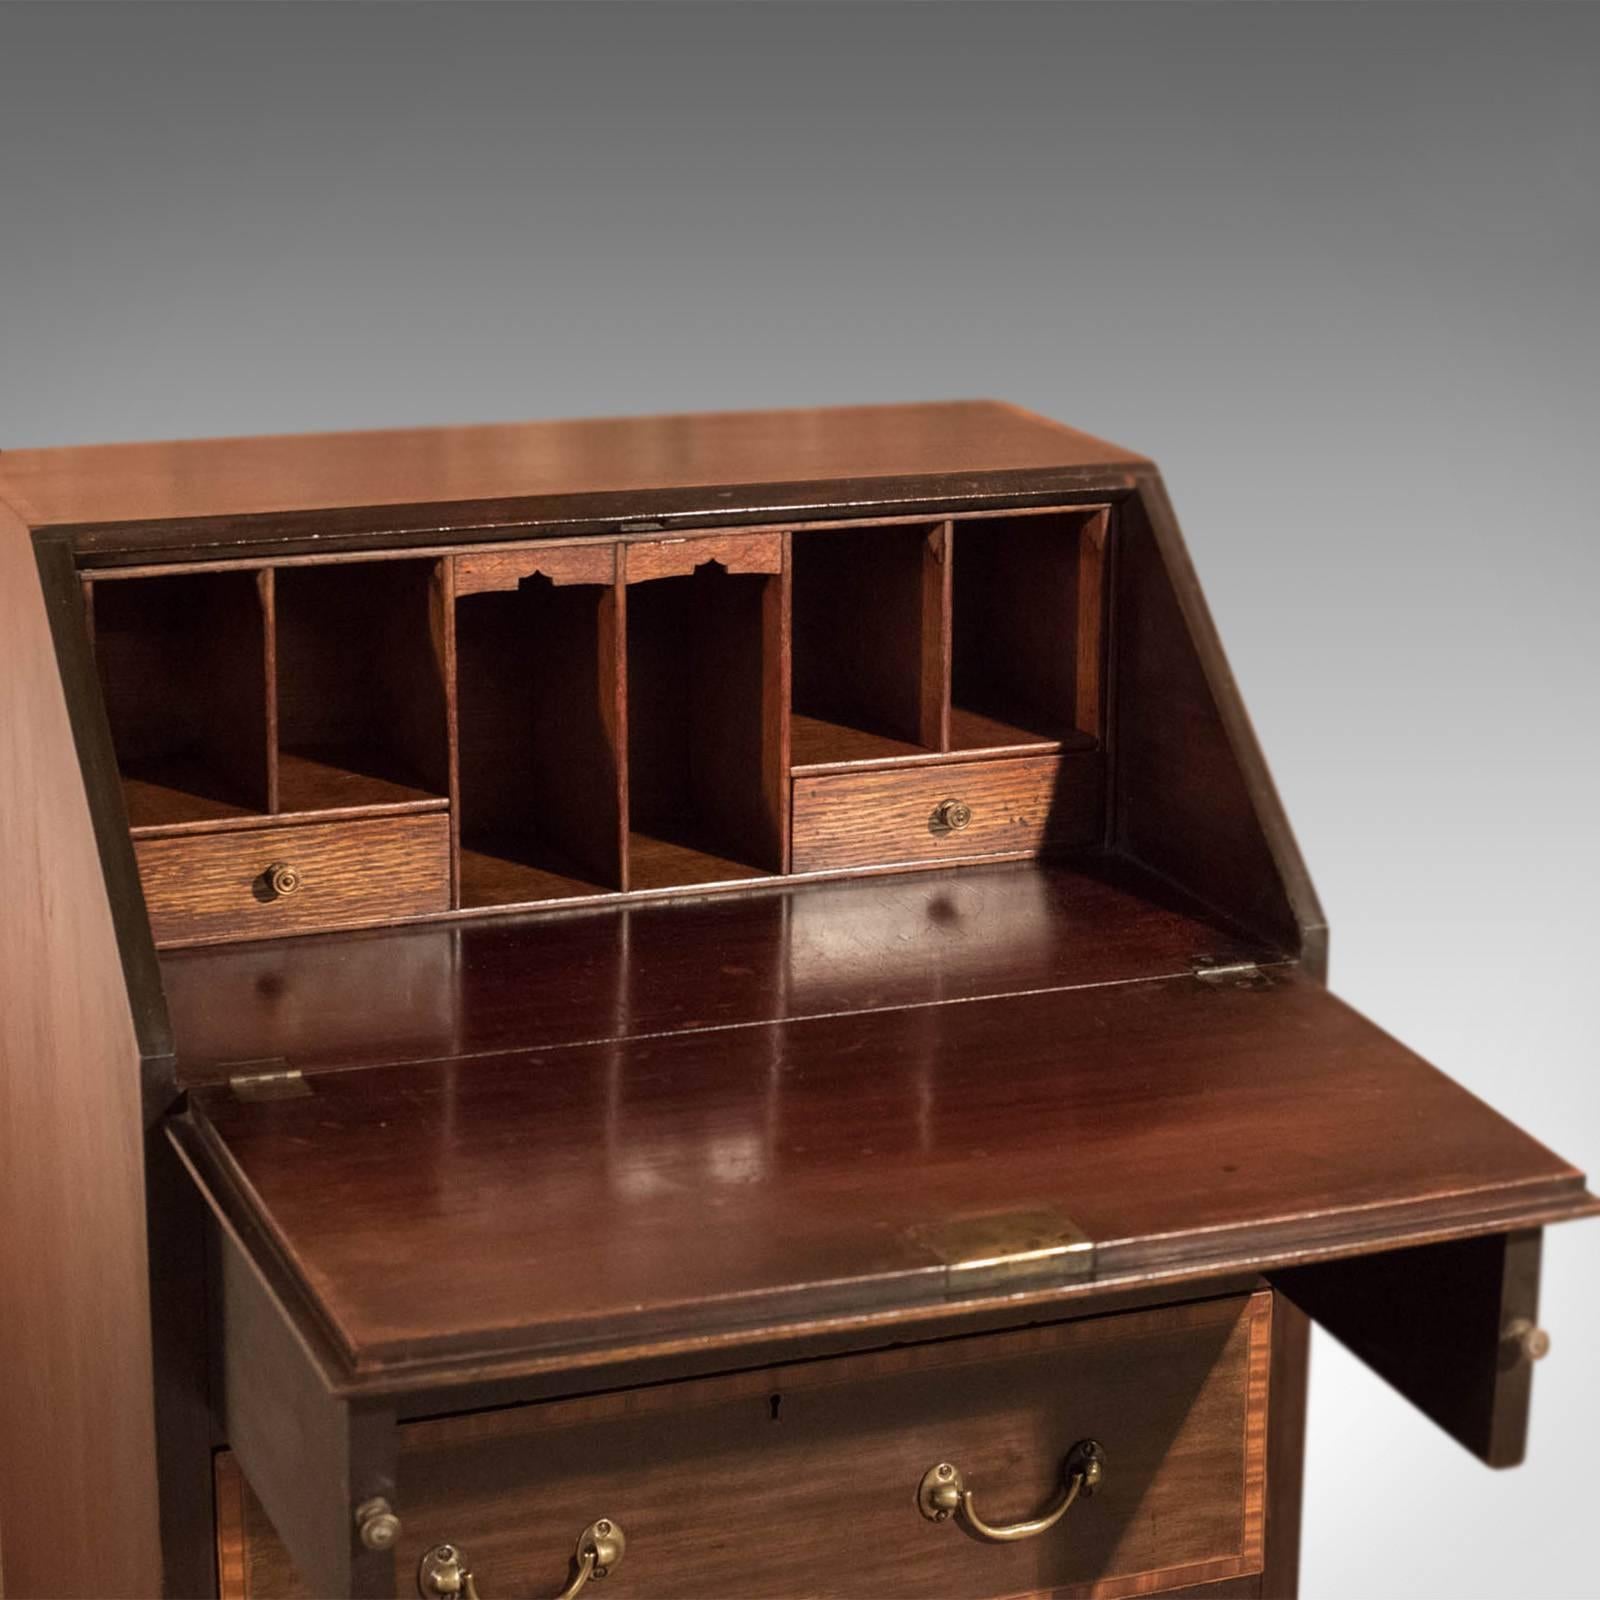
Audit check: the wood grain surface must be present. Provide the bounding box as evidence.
[182,968,1591,1383]
[78,492,1130,929]
[0,503,162,1597]
[136,813,450,947]
[217,1294,1269,1600]
[950,509,1104,750]
[624,529,784,581]
[1076,510,1110,739]
[455,576,625,903]
[91,567,274,829]
[626,564,785,883]
[212,1219,397,1600]
[453,542,615,595]
[791,751,1103,872]
[790,520,946,756]
[0,401,1146,563]
[1261,1293,1309,1599]
[8,399,1583,1600]
[274,559,452,820]
[158,860,1267,1083]
[1111,483,1320,970]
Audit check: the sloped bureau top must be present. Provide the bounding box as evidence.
[0,399,1149,561]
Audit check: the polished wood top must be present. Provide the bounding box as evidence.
[181,967,1593,1390]
[0,401,1147,561]
[160,861,1269,1084]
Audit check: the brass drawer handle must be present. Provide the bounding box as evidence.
[919,1439,1104,1543]
[263,861,302,898]
[419,1522,624,1600]
[929,797,973,835]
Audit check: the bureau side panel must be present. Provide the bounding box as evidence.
[0,503,162,1598]
[1112,477,1323,970]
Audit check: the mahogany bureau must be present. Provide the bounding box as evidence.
[0,401,1591,1600]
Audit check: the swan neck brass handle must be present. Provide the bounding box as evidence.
[919,1439,1104,1543]
[418,1522,624,1600]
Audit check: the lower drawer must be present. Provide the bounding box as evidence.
[791,751,1103,874]
[136,813,451,946]
[218,1292,1270,1600]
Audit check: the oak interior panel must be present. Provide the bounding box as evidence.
[950,510,1105,752]
[790,522,945,768]
[626,563,783,888]
[91,569,271,830]
[136,814,451,948]
[790,752,1102,874]
[215,1293,1269,1600]
[183,969,1590,1375]
[274,560,450,816]
[456,575,624,907]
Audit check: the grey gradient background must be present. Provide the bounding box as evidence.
[2,4,1596,1594]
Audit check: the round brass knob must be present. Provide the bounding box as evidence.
[930,798,973,835]
[265,862,302,899]
[1505,1317,1551,1364]
[355,1496,401,1552]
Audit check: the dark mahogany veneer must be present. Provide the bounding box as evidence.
[0,401,1590,1600]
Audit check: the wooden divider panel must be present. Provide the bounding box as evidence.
[625,534,787,888]
[950,508,1108,753]
[455,544,615,595]
[454,550,626,906]
[91,568,273,831]
[791,522,948,769]
[89,509,1116,927]
[275,560,452,817]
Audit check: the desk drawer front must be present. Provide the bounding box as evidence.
[791,751,1103,874]
[219,1293,1269,1600]
[136,814,450,946]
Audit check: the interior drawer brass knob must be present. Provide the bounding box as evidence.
[920,1438,1104,1542]
[929,797,974,835]
[419,1521,625,1600]
[264,861,302,899]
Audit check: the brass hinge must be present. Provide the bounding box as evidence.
[908,1207,1094,1294]
[227,1060,311,1101]
[1190,956,1273,990]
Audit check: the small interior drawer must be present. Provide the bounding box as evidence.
[217,1292,1269,1600]
[135,814,450,947]
[791,751,1102,874]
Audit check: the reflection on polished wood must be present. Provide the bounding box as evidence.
[183,968,1591,1380]
[160,860,1267,1082]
